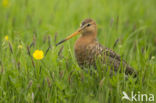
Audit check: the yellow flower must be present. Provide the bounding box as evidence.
[18,45,23,49]
[151,56,155,60]
[4,35,8,41]
[33,50,44,60]
[2,0,9,7]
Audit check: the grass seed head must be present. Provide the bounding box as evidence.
[27,46,31,57]
[8,42,13,54]
[47,77,51,88]
[28,80,33,89]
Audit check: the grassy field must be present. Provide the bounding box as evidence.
[0,0,156,103]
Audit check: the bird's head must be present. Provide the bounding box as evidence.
[80,18,97,36]
[56,18,97,46]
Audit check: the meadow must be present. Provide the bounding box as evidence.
[0,0,156,103]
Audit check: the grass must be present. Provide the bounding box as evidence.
[0,0,156,103]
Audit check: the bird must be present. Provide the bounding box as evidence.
[56,18,137,76]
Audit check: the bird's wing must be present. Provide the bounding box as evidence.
[87,41,136,75]
[86,40,122,64]
[95,41,122,62]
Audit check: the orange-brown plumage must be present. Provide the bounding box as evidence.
[57,18,137,76]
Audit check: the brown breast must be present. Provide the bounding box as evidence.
[74,36,101,68]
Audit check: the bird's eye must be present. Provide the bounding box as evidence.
[87,24,91,27]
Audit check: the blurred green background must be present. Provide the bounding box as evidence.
[0,0,156,103]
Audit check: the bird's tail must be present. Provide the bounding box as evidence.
[125,65,137,77]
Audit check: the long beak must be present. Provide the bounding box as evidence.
[56,27,83,46]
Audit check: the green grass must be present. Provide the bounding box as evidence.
[0,0,156,103]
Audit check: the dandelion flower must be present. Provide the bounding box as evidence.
[18,45,23,49]
[2,0,9,7]
[4,35,8,41]
[33,50,44,60]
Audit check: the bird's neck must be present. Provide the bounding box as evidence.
[80,34,96,43]
[81,30,97,40]
[75,33,97,49]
